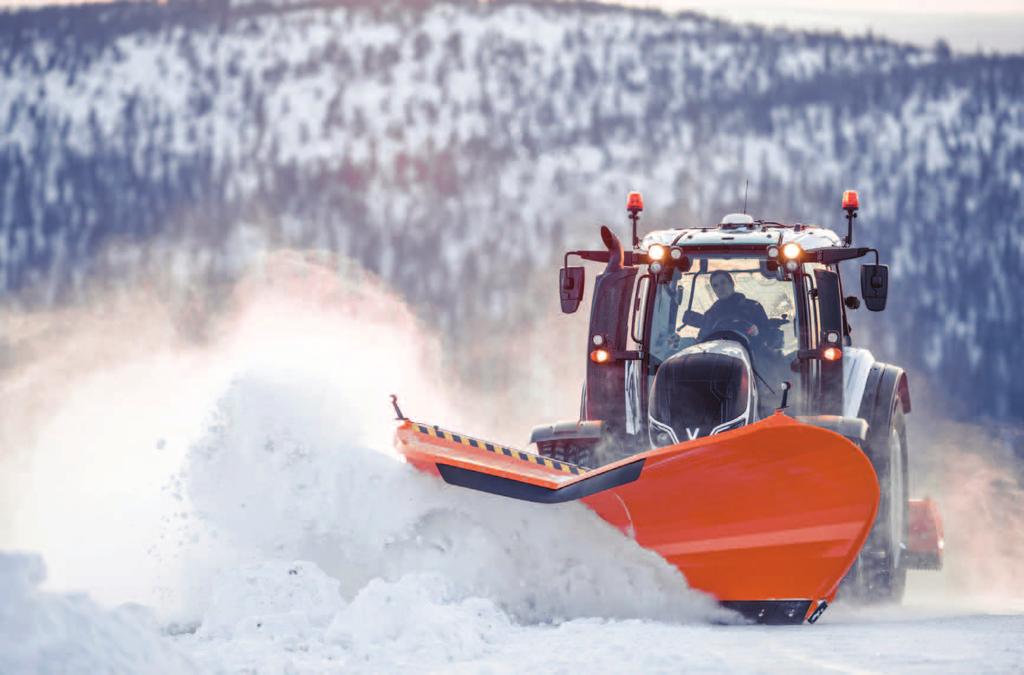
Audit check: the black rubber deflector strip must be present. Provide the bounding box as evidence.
[437,459,645,503]
[720,600,813,625]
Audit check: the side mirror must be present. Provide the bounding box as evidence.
[560,266,585,314]
[860,264,889,311]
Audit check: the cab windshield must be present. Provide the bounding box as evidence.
[648,257,799,366]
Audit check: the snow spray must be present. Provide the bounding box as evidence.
[0,251,719,627]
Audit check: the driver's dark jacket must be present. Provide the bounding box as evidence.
[696,292,772,342]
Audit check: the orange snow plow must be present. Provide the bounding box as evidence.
[396,191,943,623]
[397,413,878,624]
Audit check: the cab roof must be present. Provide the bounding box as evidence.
[641,217,844,252]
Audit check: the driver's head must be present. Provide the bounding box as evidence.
[710,271,736,300]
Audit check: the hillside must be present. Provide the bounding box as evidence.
[1,0,1023,421]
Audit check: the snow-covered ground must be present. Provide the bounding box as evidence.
[2,255,1022,673]
[6,545,1022,674]
[5,548,1022,673]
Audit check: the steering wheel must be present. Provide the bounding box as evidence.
[700,317,760,347]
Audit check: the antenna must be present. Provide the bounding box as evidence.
[743,179,749,215]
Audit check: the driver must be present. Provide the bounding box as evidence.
[685,271,777,345]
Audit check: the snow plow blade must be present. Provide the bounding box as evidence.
[396,412,879,623]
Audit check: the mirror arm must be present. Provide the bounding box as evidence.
[807,246,878,265]
[566,249,650,267]
[566,250,614,265]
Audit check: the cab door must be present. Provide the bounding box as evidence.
[796,265,845,415]
[796,269,820,414]
[584,260,638,440]
[814,268,845,415]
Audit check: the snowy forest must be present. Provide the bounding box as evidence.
[2,0,1023,422]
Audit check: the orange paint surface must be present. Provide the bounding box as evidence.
[396,413,879,616]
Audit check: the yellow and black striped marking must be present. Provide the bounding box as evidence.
[413,423,585,476]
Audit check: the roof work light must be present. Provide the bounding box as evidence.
[843,189,860,245]
[627,191,644,213]
[627,191,644,249]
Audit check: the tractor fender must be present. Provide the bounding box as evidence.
[842,347,876,418]
[857,362,911,445]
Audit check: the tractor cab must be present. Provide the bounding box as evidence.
[646,250,798,420]
[546,190,890,465]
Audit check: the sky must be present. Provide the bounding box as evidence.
[1,0,1022,53]
[611,0,1024,53]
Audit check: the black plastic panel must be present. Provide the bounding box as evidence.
[720,600,814,625]
[436,459,645,504]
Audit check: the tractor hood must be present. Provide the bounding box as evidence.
[649,340,756,446]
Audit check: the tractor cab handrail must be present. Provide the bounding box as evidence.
[565,245,880,268]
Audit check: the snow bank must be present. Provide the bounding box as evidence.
[197,560,344,641]
[178,371,726,626]
[169,368,726,669]
[0,256,725,672]
[0,552,194,674]
[326,573,512,663]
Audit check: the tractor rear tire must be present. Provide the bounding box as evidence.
[844,403,909,603]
